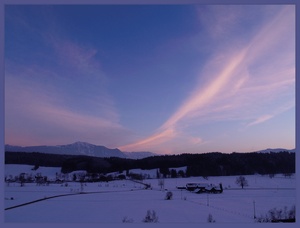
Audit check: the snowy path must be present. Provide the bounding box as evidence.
[5,188,146,211]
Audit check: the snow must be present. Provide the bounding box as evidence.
[4,165,296,223]
[5,164,61,180]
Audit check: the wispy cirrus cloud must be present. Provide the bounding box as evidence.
[120,47,248,152]
[120,5,295,153]
[52,38,120,120]
[50,36,103,78]
[5,5,294,153]
[5,27,127,147]
[197,5,243,40]
[5,73,130,147]
[246,115,274,127]
[5,6,130,147]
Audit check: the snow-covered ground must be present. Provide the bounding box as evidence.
[4,165,296,223]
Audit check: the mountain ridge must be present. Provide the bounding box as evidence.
[5,142,295,159]
[256,148,295,153]
[5,141,158,159]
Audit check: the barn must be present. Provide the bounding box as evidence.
[185,183,223,193]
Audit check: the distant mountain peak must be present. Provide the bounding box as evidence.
[5,142,157,159]
[124,151,158,159]
[62,141,94,147]
[257,148,295,153]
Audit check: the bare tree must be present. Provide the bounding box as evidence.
[235,176,248,189]
[19,173,26,187]
[158,179,164,190]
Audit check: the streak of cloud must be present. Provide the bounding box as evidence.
[5,29,129,147]
[246,115,274,127]
[197,5,243,40]
[120,6,295,153]
[162,49,248,129]
[5,6,128,147]
[5,74,130,147]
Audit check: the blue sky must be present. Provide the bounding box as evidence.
[5,4,295,154]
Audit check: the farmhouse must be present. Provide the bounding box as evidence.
[185,183,223,194]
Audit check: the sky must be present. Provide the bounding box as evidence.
[4,4,295,154]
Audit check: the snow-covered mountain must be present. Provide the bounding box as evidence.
[257,148,295,153]
[5,142,294,158]
[5,141,125,158]
[124,151,157,159]
[5,141,157,159]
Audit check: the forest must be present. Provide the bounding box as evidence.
[5,151,295,177]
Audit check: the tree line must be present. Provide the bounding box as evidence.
[5,151,295,177]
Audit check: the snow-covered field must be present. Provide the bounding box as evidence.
[4,165,296,223]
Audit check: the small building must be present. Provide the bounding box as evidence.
[185,183,223,194]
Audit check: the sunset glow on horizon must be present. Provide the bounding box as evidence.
[5,4,295,154]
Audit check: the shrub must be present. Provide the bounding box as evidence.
[207,213,216,223]
[122,216,133,223]
[165,191,173,200]
[255,205,295,223]
[142,210,158,223]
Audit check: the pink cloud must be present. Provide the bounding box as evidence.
[119,6,295,153]
[246,114,274,127]
[197,5,243,40]
[53,38,100,70]
[120,47,249,152]
[5,65,128,147]
[162,48,249,129]
[189,136,203,145]
[119,127,177,152]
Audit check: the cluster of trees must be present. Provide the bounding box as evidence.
[156,167,185,178]
[5,152,69,167]
[256,205,295,223]
[5,151,295,177]
[5,171,50,186]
